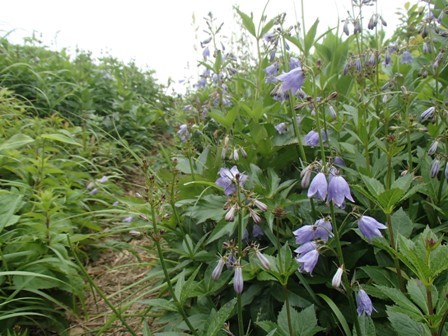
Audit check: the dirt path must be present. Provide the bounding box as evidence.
[68,236,157,335]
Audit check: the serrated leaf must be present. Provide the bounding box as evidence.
[0,133,35,150]
[355,315,376,336]
[377,188,405,213]
[360,266,398,288]
[391,207,414,238]
[375,285,423,319]
[361,175,385,196]
[387,310,431,336]
[406,279,431,314]
[204,298,236,336]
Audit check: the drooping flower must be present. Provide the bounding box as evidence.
[177,124,191,142]
[293,218,333,244]
[296,249,319,274]
[215,166,248,195]
[358,215,387,241]
[275,122,288,135]
[233,265,244,293]
[264,62,279,76]
[332,266,344,288]
[304,130,328,147]
[401,50,413,64]
[307,172,328,201]
[122,216,134,223]
[276,67,305,95]
[294,241,318,255]
[301,165,312,189]
[212,257,226,280]
[289,57,301,70]
[90,188,98,195]
[356,289,375,316]
[97,176,108,183]
[252,224,264,238]
[327,175,354,207]
[202,46,210,59]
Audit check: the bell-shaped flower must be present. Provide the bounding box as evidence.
[307,172,328,201]
[293,218,332,244]
[420,106,435,122]
[356,289,375,316]
[255,249,271,270]
[327,175,354,207]
[294,241,318,256]
[275,122,288,135]
[276,67,305,95]
[296,249,319,274]
[358,215,387,241]
[401,50,413,64]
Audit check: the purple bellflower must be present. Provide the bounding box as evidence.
[275,122,288,135]
[431,159,440,178]
[358,215,387,241]
[304,130,328,147]
[294,241,317,255]
[356,289,375,316]
[296,249,319,274]
[276,67,305,95]
[215,166,248,195]
[401,50,413,64]
[293,218,333,244]
[307,172,328,201]
[327,175,354,207]
[420,106,435,122]
[212,257,226,280]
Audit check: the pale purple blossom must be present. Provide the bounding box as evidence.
[356,289,375,316]
[252,224,264,238]
[358,215,387,241]
[123,216,134,223]
[276,67,305,95]
[202,46,210,59]
[307,172,328,201]
[401,51,413,64]
[177,124,191,142]
[428,141,439,155]
[293,218,333,244]
[294,241,318,255]
[215,166,248,195]
[289,57,301,70]
[327,175,354,207]
[297,249,319,274]
[275,122,288,135]
[97,176,108,183]
[304,130,328,147]
[255,249,271,270]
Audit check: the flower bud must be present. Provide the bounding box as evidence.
[233,265,244,294]
[255,249,271,270]
[431,159,440,178]
[332,266,344,288]
[253,199,268,212]
[212,257,226,280]
[428,141,439,156]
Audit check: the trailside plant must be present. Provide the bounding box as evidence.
[134,0,448,335]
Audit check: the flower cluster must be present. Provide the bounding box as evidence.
[305,165,354,208]
[293,217,333,274]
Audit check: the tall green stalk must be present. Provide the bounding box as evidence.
[236,188,245,336]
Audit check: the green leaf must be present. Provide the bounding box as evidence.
[235,8,256,37]
[377,188,405,213]
[355,315,376,336]
[304,19,319,55]
[209,107,238,129]
[387,310,431,336]
[0,133,35,150]
[406,279,431,315]
[360,266,399,288]
[375,285,423,319]
[318,294,351,336]
[40,133,82,146]
[391,207,414,238]
[140,298,178,312]
[204,298,237,336]
[0,191,23,232]
[360,175,385,197]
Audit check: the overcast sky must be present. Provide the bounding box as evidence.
[1,0,416,92]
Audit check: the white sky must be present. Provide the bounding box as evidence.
[1,0,416,93]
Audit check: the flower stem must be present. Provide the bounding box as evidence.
[386,213,405,292]
[236,188,245,336]
[330,204,362,336]
[284,285,294,336]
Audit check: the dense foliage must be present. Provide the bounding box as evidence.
[1,0,448,335]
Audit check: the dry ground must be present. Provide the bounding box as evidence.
[68,236,158,336]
